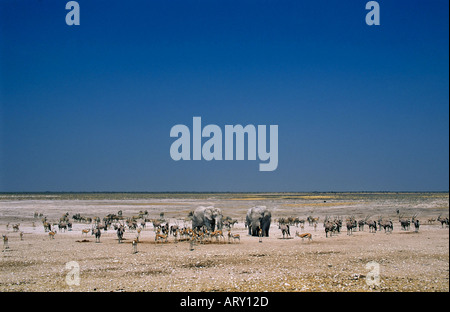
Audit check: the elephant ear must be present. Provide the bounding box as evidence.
[212,207,223,217]
[204,206,214,221]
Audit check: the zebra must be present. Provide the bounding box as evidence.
[43,222,51,232]
[279,224,290,239]
[92,228,101,243]
[117,225,125,243]
[58,222,67,232]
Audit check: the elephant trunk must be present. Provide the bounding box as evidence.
[251,221,261,236]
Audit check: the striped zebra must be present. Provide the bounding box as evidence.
[92,228,101,243]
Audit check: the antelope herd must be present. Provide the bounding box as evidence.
[1,209,449,253]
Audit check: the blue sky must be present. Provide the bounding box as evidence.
[0,0,448,192]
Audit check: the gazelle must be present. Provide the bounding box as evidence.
[12,223,20,232]
[136,227,142,242]
[81,229,90,237]
[132,238,138,253]
[48,231,56,239]
[227,231,240,243]
[155,233,168,243]
[300,223,305,232]
[210,230,225,243]
[2,234,9,250]
[295,231,312,242]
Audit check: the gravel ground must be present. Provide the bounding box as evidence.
[0,193,448,292]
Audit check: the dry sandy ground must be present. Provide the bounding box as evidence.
[0,193,448,292]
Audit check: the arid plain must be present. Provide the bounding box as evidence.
[0,192,448,292]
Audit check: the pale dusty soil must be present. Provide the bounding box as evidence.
[0,193,448,292]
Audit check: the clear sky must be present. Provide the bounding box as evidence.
[0,0,448,192]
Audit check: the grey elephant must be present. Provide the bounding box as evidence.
[192,206,223,232]
[246,206,271,237]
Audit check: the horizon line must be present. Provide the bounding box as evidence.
[0,190,448,194]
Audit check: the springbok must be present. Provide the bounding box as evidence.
[2,234,9,250]
[227,231,240,243]
[48,231,56,239]
[210,230,225,243]
[136,227,142,242]
[295,231,312,242]
[81,229,90,237]
[300,223,305,232]
[155,233,168,243]
[132,238,138,254]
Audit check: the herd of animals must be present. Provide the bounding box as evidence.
[2,205,449,252]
